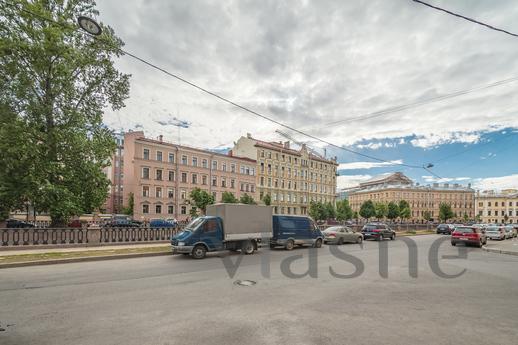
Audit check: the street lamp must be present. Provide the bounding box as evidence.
[77,16,102,36]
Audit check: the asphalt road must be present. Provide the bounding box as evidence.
[1,234,518,345]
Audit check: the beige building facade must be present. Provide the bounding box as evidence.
[475,189,518,224]
[122,131,257,221]
[232,134,338,215]
[348,173,475,222]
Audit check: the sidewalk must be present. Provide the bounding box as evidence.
[0,243,172,269]
[483,238,518,256]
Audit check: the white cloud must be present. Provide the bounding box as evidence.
[410,132,481,149]
[472,174,518,191]
[338,159,403,170]
[337,175,372,190]
[356,142,383,150]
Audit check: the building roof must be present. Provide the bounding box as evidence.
[251,137,338,165]
[359,172,413,187]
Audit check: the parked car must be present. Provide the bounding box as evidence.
[323,226,363,245]
[150,219,177,228]
[270,215,324,250]
[361,223,396,241]
[451,226,487,247]
[436,224,455,235]
[105,218,142,228]
[6,219,36,228]
[504,225,516,239]
[485,225,506,241]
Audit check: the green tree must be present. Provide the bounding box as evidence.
[359,200,376,221]
[439,202,454,222]
[309,201,326,221]
[423,210,432,222]
[463,213,469,223]
[336,200,353,221]
[387,202,400,221]
[0,1,130,226]
[353,211,359,222]
[189,207,198,218]
[122,193,134,216]
[239,193,257,205]
[262,193,271,206]
[374,202,388,220]
[189,188,214,214]
[221,191,238,203]
[399,207,411,222]
[325,202,336,219]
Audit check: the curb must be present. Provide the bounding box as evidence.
[482,245,518,257]
[0,251,172,269]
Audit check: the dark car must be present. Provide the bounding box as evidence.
[436,224,454,235]
[6,219,36,228]
[149,219,177,228]
[451,226,487,247]
[361,223,396,241]
[105,218,142,228]
[270,215,324,250]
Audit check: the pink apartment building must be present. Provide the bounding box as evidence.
[122,131,257,221]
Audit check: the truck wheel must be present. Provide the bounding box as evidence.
[314,238,323,248]
[242,241,255,255]
[192,245,207,259]
[285,239,295,251]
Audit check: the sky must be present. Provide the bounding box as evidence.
[95,0,518,192]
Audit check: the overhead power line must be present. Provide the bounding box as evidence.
[3,0,430,171]
[412,0,518,38]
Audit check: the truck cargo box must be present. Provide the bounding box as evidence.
[206,203,273,241]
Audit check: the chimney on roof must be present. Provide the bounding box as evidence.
[158,135,163,142]
[468,183,472,188]
[246,133,252,139]
[228,150,233,157]
[284,141,290,149]
[301,143,307,151]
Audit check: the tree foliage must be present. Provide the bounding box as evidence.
[374,202,388,220]
[262,193,271,206]
[398,200,411,221]
[0,0,130,225]
[423,210,432,222]
[387,202,399,221]
[359,200,376,220]
[122,192,134,216]
[239,193,257,205]
[221,191,238,203]
[439,202,454,222]
[336,200,353,221]
[189,188,214,214]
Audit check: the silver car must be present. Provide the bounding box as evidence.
[485,226,506,240]
[504,225,517,239]
[323,226,363,245]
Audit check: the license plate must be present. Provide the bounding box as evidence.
[460,237,469,240]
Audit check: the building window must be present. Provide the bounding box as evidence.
[181,206,187,215]
[155,187,162,198]
[231,164,236,173]
[181,172,187,183]
[231,179,235,189]
[181,155,188,165]
[222,163,227,172]
[143,148,150,160]
[168,188,174,199]
[202,175,207,185]
[142,204,149,214]
[168,170,175,182]
[212,176,217,187]
[156,151,162,162]
[155,204,162,214]
[142,186,149,197]
[168,153,175,163]
[212,192,217,200]
[168,205,174,214]
[212,160,218,170]
[221,177,226,188]
[192,173,198,184]
[142,167,150,179]
[192,157,198,167]
[181,190,186,200]
[156,169,163,180]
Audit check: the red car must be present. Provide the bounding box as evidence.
[451,226,487,248]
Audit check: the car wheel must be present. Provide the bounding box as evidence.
[356,236,363,244]
[390,233,395,241]
[477,239,483,248]
[242,241,255,255]
[314,238,323,248]
[192,245,207,259]
[269,244,276,249]
[285,239,295,251]
[337,237,344,245]
[451,242,456,246]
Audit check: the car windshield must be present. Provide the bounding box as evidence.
[486,227,498,231]
[455,227,474,233]
[183,217,205,231]
[324,226,341,232]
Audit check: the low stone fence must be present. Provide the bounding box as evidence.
[0,227,184,250]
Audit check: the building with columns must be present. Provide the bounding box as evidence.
[121,131,257,221]
[232,133,338,215]
[348,172,475,222]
